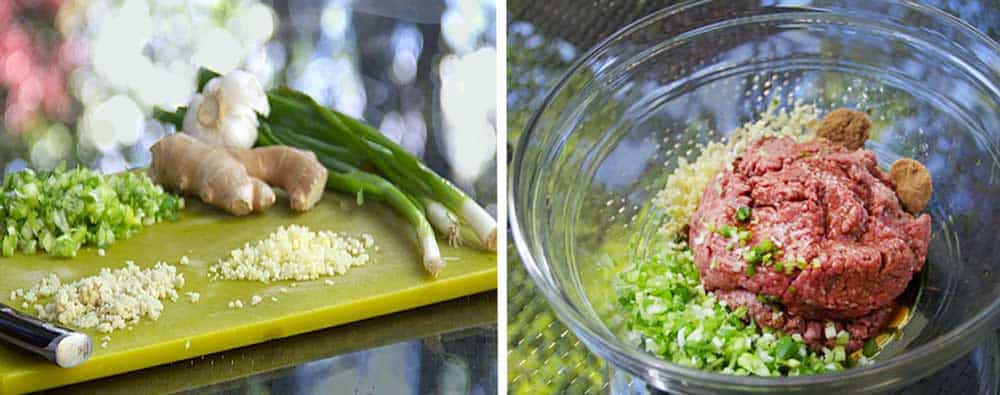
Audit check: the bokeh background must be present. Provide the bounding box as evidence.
[0,0,497,210]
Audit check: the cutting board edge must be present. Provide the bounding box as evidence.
[0,267,497,395]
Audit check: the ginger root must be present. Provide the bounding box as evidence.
[817,108,871,150]
[150,134,327,216]
[889,158,933,213]
[227,146,327,212]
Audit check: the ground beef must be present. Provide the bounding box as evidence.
[715,289,893,352]
[688,137,931,351]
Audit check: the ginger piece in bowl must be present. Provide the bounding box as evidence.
[817,108,871,150]
[890,158,933,213]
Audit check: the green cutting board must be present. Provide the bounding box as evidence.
[0,193,497,394]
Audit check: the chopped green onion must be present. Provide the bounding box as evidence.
[862,339,877,357]
[836,331,850,346]
[832,346,847,362]
[753,238,777,255]
[775,336,799,360]
[737,230,752,244]
[715,224,737,238]
[824,324,838,339]
[615,246,838,376]
[0,166,183,258]
[735,206,751,222]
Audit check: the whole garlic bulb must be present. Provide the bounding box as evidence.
[182,70,270,149]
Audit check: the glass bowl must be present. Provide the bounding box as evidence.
[509,1,1000,393]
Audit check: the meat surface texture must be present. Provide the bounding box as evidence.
[688,137,931,351]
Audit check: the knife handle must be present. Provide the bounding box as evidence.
[0,302,91,368]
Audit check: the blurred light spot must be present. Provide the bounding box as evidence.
[379,111,405,145]
[438,47,496,187]
[391,51,417,84]
[193,27,245,74]
[81,94,143,152]
[30,123,73,170]
[401,110,427,158]
[91,0,152,86]
[321,3,350,39]
[132,65,191,109]
[393,24,424,54]
[16,78,43,106]
[165,14,194,45]
[297,56,337,104]
[442,0,485,53]
[390,24,422,85]
[228,3,275,45]
[98,150,127,174]
[556,41,577,61]
[2,50,30,82]
[245,45,277,88]
[4,158,27,176]
[377,110,427,157]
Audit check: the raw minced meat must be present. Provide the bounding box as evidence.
[688,136,931,351]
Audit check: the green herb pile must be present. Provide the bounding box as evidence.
[0,166,184,258]
[615,246,847,376]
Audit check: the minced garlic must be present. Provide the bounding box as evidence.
[654,102,819,238]
[209,225,374,283]
[10,261,185,333]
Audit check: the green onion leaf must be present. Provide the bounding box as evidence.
[776,336,799,360]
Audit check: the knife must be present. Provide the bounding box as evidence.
[0,302,91,368]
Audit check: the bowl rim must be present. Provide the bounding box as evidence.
[509,0,1000,390]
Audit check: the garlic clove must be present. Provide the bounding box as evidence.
[181,70,266,149]
[222,102,258,123]
[218,112,259,149]
[197,94,221,127]
[183,94,210,136]
[220,70,269,117]
[203,76,222,96]
[183,94,226,147]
